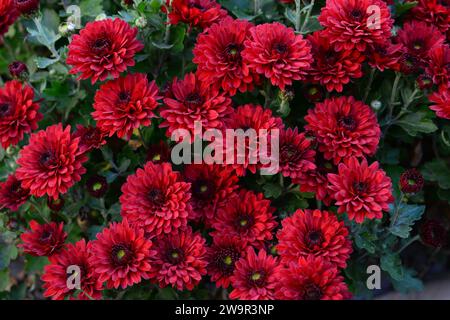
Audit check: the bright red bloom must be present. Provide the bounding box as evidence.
[89,219,155,289]
[327,157,394,223]
[0,174,29,212]
[166,0,228,29]
[149,227,207,291]
[41,239,103,300]
[429,86,450,119]
[0,80,42,149]
[278,128,316,180]
[0,0,19,38]
[407,0,450,34]
[367,41,404,72]
[211,189,277,249]
[426,45,450,87]
[92,73,160,139]
[206,235,248,289]
[307,31,364,92]
[276,209,352,268]
[229,248,280,300]
[16,124,88,200]
[67,18,144,84]
[305,96,380,165]
[275,256,351,300]
[193,17,259,96]
[19,220,67,257]
[183,164,239,223]
[318,0,393,52]
[399,168,424,194]
[225,104,284,176]
[120,162,191,237]
[242,22,312,90]
[72,125,106,154]
[159,72,233,139]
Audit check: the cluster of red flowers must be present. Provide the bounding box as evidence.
[1,0,448,300]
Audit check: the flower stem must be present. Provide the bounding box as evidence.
[395,234,420,254]
[300,0,315,34]
[295,0,302,32]
[363,68,376,103]
[254,0,260,15]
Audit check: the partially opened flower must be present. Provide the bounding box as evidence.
[399,168,424,194]
[0,174,29,212]
[20,220,67,257]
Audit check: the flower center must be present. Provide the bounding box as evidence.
[413,41,424,51]
[111,244,132,266]
[215,248,240,275]
[0,102,13,116]
[353,181,368,193]
[350,9,363,20]
[39,230,53,242]
[273,42,288,54]
[281,144,302,162]
[91,37,111,54]
[225,43,242,62]
[249,270,267,287]
[148,188,165,208]
[305,230,324,248]
[185,92,204,108]
[192,179,215,201]
[39,151,57,168]
[235,213,254,231]
[118,91,131,105]
[167,247,184,264]
[338,116,357,131]
[302,282,323,300]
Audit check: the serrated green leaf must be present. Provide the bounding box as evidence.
[389,203,425,238]
[35,56,59,69]
[396,112,437,136]
[354,231,377,254]
[381,254,404,281]
[80,0,104,17]
[391,268,423,294]
[422,159,450,189]
[263,183,283,199]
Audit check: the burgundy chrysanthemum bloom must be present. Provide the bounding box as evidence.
[89,219,155,289]
[16,124,88,200]
[417,74,435,90]
[159,72,233,139]
[211,189,277,249]
[278,127,316,180]
[367,41,404,72]
[166,0,228,29]
[149,227,207,291]
[426,45,450,87]
[0,0,19,38]
[0,174,29,212]
[407,0,449,34]
[92,73,160,139]
[399,168,424,194]
[120,162,191,237]
[429,86,450,119]
[72,125,106,154]
[327,157,394,223]
[305,96,380,165]
[183,164,239,223]
[303,84,325,103]
[206,235,249,289]
[396,21,445,72]
[229,248,280,300]
[67,18,144,84]
[0,80,42,149]
[14,0,40,15]
[42,239,103,300]
[86,175,108,198]
[318,0,393,52]
[19,220,67,257]
[242,22,312,90]
[420,219,448,248]
[275,256,351,300]
[307,31,364,92]
[47,197,64,212]
[225,104,284,176]
[276,209,352,268]
[146,140,171,163]
[8,61,28,79]
[193,17,259,96]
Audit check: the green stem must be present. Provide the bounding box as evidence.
[138,127,148,150]
[253,0,260,15]
[300,0,315,34]
[388,73,402,120]
[389,193,405,229]
[295,0,302,32]
[363,68,376,103]
[263,80,273,109]
[395,235,420,254]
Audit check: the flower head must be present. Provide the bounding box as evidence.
[429,86,450,119]
[146,141,171,163]
[420,219,447,248]
[0,174,29,212]
[72,125,106,154]
[166,0,228,29]
[86,175,108,198]
[0,0,19,38]
[20,220,67,257]
[426,45,450,87]
[14,0,40,15]
[399,168,424,194]
[8,61,28,79]
[407,0,449,34]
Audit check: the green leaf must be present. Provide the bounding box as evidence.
[25,256,49,273]
[381,254,404,281]
[394,1,418,17]
[422,159,450,189]
[263,183,282,199]
[396,112,437,136]
[35,56,59,69]
[80,0,104,17]
[354,231,377,254]
[389,203,425,238]
[391,268,423,293]
[0,269,11,292]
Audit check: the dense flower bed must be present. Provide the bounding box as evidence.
[0,0,449,300]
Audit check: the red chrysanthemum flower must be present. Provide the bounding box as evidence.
[86,175,108,198]
[407,0,450,34]
[0,174,29,212]
[67,18,144,84]
[318,0,393,52]
[92,73,160,139]
[229,248,280,300]
[193,17,259,96]
[159,72,233,139]
[206,235,249,289]
[367,41,404,72]
[305,96,380,165]
[166,0,228,29]
[275,256,351,300]
[183,164,239,223]
[14,0,40,15]
[8,61,28,79]
[0,0,19,38]
[426,45,450,87]
[307,31,364,92]
[327,157,394,223]
[19,220,67,257]
[16,124,88,200]
[72,125,106,154]
[420,219,448,248]
[278,127,316,180]
[41,239,103,300]
[149,227,207,291]
[276,209,352,268]
[429,86,450,119]
[396,21,445,72]
[0,80,42,149]
[242,22,312,90]
[120,162,191,237]
[146,140,171,163]
[399,168,424,194]
[225,104,284,176]
[89,219,155,289]
[211,189,277,249]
